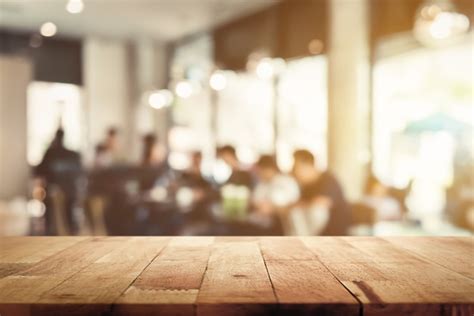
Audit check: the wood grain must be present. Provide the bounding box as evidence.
[302,237,474,316]
[0,236,472,316]
[37,238,169,306]
[115,237,213,316]
[0,237,86,263]
[260,237,316,261]
[383,236,474,279]
[261,238,360,315]
[197,240,277,315]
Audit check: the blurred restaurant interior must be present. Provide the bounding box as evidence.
[0,0,473,237]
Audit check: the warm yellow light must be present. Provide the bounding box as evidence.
[40,22,57,37]
[209,71,227,91]
[308,39,324,55]
[175,81,193,98]
[148,89,173,109]
[414,1,470,46]
[66,0,84,14]
[256,58,274,79]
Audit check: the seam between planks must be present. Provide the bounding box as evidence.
[28,237,96,303]
[381,237,474,282]
[109,237,172,313]
[257,239,279,304]
[299,237,364,316]
[32,237,148,305]
[193,240,213,316]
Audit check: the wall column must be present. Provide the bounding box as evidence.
[327,0,371,200]
[131,39,169,158]
[0,56,32,199]
[82,38,131,162]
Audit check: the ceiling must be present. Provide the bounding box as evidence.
[0,0,278,41]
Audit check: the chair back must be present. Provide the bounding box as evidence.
[351,202,377,226]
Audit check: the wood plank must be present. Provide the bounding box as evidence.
[0,236,86,263]
[301,236,376,263]
[383,236,474,279]
[0,236,472,316]
[167,236,215,247]
[114,237,213,316]
[32,237,169,316]
[303,237,474,316]
[0,263,32,278]
[196,241,277,316]
[261,238,360,315]
[114,288,198,316]
[215,236,260,243]
[260,237,317,260]
[0,237,130,306]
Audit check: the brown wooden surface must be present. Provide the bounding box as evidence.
[0,237,472,316]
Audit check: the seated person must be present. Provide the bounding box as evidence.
[139,133,168,191]
[35,129,83,235]
[362,175,402,221]
[252,155,299,227]
[218,145,254,188]
[216,145,254,219]
[93,143,112,168]
[288,150,351,236]
[176,152,215,215]
[141,133,166,167]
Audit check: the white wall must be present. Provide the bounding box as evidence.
[83,37,170,163]
[0,55,32,199]
[82,38,131,162]
[132,39,169,159]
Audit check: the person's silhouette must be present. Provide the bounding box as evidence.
[35,129,82,235]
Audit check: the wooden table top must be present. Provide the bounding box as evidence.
[0,236,472,316]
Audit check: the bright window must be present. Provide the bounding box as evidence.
[27,82,84,166]
[373,40,473,218]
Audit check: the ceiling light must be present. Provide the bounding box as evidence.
[40,22,57,37]
[414,0,470,46]
[209,71,227,91]
[66,0,84,14]
[308,39,324,55]
[175,81,193,99]
[148,89,173,109]
[256,58,274,79]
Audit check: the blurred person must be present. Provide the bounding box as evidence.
[141,133,166,167]
[93,143,112,168]
[177,151,216,220]
[177,152,211,200]
[362,175,402,221]
[34,129,82,235]
[139,133,168,192]
[216,145,254,220]
[252,155,299,233]
[253,155,299,216]
[102,127,121,164]
[217,145,253,188]
[181,151,208,188]
[289,149,350,236]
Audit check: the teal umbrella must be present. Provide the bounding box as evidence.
[404,112,471,134]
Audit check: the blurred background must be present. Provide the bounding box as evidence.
[0,0,472,237]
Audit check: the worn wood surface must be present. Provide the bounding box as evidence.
[0,236,472,316]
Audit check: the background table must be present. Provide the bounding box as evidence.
[0,236,472,315]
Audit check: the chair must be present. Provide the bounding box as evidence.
[87,195,108,236]
[49,186,70,236]
[349,202,377,235]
